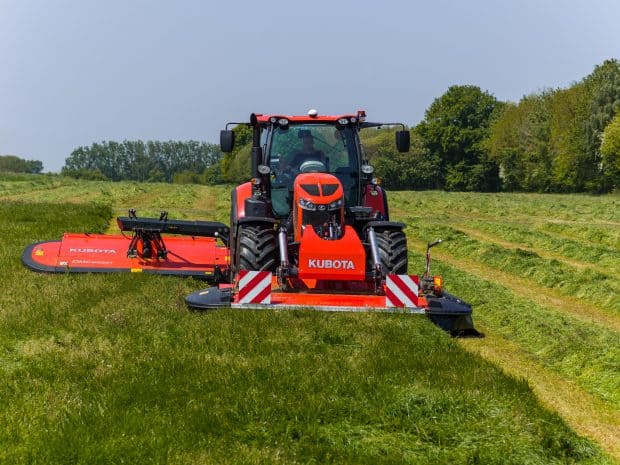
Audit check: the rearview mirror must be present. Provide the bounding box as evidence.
[395,130,410,153]
[220,130,235,153]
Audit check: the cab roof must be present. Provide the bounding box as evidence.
[255,110,366,124]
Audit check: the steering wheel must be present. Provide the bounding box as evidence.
[299,160,327,173]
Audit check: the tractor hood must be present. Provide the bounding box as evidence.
[292,173,346,243]
[294,173,344,203]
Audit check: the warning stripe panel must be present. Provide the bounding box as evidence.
[237,270,272,304]
[386,274,419,308]
[385,286,404,308]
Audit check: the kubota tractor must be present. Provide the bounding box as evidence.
[223,110,410,296]
[22,109,478,335]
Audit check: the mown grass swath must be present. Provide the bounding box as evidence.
[461,219,619,274]
[406,221,619,312]
[409,248,620,408]
[384,189,620,458]
[0,185,614,463]
[539,222,620,251]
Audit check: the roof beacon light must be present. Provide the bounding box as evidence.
[308,109,318,117]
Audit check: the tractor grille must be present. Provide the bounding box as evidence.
[302,209,333,226]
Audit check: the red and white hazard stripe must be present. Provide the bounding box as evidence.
[236,270,272,304]
[385,274,419,308]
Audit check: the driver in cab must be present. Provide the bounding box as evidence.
[290,130,327,172]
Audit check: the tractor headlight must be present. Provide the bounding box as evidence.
[328,197,344,210]
[300,197,343,211]
[299,198,317,211]
[269,116,289,127]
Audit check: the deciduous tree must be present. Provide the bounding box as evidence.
[600,113,620,191]
[417,85,503,191]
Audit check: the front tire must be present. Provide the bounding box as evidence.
[236,224,277,272]
[374,228,408,274]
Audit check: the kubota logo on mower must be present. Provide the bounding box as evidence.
[69,248,117,254]
[308,259,355,270]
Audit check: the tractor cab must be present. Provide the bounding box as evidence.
[220,110,409,224]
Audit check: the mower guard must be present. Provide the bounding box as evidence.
[185,272,478,336]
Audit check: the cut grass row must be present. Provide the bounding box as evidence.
[390,190,620,224]
[404,247,620,410]
[405,221,620,314]
[538,222,620,250]
[417,248,620,460]
[399,211,620,409]
[0,198,613,463]
[456,219,620,275]
[389,190,619,459]
[458,328,620,460]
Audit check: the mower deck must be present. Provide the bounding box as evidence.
[22,233,229,279]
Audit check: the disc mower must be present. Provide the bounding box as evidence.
[22,109,478,336]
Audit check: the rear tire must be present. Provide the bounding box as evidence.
[236,224,277,272]
[374,228,408,274]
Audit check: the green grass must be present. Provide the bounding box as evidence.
[2,308,603,464]
[407,248,620,408]
[539,222,620,250]
[405,221,619,312]
[460,219,620,274]
[0,177,617,463]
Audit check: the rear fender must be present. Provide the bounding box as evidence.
[231,182,253,224]
[363,220,405,234]
[230,182,253,277]
[230,182,253,246]
[361,184,390,220]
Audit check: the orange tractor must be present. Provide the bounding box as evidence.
[22,110,477,335]
[188,110,477,335]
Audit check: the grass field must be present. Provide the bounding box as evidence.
[0,173,618,464]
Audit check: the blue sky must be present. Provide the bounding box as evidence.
[1,0,619,172]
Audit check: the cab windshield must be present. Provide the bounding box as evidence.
[268,124,359,217]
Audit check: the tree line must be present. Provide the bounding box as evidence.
[62,140,222,183]
[52,58,620,192]
[212,60,619,193]
[0,155,43,174]
[368,59,620,193]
